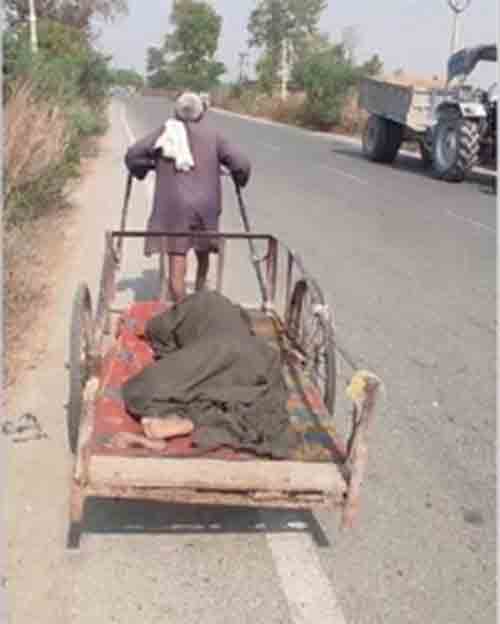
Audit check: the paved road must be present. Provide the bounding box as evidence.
[6,97,496,624]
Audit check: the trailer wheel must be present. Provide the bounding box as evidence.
[287,280,336,418]
[432,117,480,182]
[68,283,94,454]
[362,115,403,163]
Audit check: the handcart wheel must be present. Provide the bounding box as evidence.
[287,280,336,416]
[68,283,94,454]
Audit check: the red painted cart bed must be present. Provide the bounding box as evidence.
[67,229,382,548]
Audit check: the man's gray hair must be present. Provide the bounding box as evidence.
[175,92,204,122]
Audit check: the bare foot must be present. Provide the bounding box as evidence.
[110,432,168,452]
[142,416,194,440]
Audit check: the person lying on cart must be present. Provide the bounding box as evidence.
[125,91,251,302]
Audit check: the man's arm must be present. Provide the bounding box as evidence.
[216,134,251,187]
[125,127,163,180]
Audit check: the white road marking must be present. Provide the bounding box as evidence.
[257,137,365,185]
[120,104,135,144]
[121,102,349,624]
[259,140,281,152]
[319,164,367,185]
[121,103,156,204]
[261,513,347,624]
[446,209,496,234]
[211,106,359,147]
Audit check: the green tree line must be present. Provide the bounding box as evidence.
[147,0,384,128]
[3,0,135,226]
[146,0,226,92]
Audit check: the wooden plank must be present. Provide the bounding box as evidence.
[341,371,383,530]
[88,455,347,496]
[74,377,100,484]
[83,485,341,508]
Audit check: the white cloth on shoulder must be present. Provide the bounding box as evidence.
[154,119,195,172]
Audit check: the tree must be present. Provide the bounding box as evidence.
[360,54,383,77]
[167,0,221,64]
[286,0,328,57]
[5,0,128,33]
[32,18,89,57]
[4,17,88,84]
[147,46,166,76]
[3,16,113,108]
[248,0,327,90]
[160,0,226,90]
[300,44,359,128]
[146,46,173,88]
[248,0,288,88]
[290,30,330,88]
[255,52,276,94]
[110,68,144,89]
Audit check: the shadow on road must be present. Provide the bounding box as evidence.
[80,497,331,548]
[116,269,159,301]
[116,269,199,302]
[331,144,496,190]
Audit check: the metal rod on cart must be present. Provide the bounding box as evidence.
[233,182,270,308]
[116,173,133,263]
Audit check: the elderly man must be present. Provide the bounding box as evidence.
[125,92,251,302]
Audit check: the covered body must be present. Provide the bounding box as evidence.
[122,290,299,459]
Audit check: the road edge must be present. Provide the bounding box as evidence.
[210,106,496,177]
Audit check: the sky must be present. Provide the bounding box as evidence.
[95,1,498,87]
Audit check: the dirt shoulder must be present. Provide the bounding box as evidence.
[4,101,131,624]
[4,150,101,391]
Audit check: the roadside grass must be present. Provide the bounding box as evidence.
[4,74,108,384]
[211,87,368,135]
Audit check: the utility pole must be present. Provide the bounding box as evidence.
[450,10,459,55]
[447,0,471,56]
[342,25,360,64]
[238,52,249,85]
[28,0,38,54]
[280,38,290,101]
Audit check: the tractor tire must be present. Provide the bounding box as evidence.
[362,114,403,163]
[432,117,480,182]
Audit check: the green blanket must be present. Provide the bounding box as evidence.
[122,291,299,458]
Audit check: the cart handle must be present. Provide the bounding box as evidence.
[233,181,270,309]
[116,172,133,263]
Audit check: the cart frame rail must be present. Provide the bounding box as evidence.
[68,228,384,548]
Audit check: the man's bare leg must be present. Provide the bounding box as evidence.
[195,251,210,291]
[159,252,169,301]
[110,432,168,451]
[142,416,194,440]
[168,253,187,302]
[109,416,194,451]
